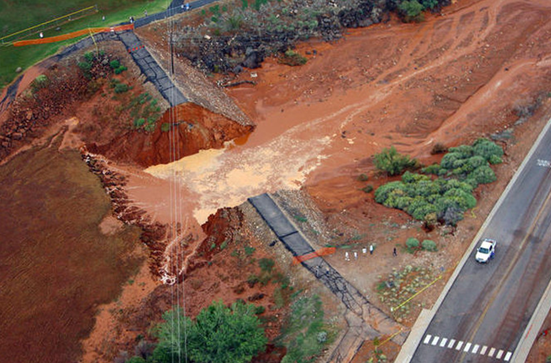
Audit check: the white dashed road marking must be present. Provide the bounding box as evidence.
[421,334,512,360]
[424,335,432,344]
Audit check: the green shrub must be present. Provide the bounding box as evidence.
[259,258,275,273]
[358,173,369,182]
[406,237,420,250]
[422,240,437,251]
[255,305,265,315]
[126,357,146,363]
[280,50,307,66]
[440,152,462,170]
[471,165,497,184]
[110,59,121,69]
[114,65,127,74]
[488,154,503,165]
[114,83,129,93]
[422,163,441,175]
[78,61,92,72]
[134,118,145,128]
[31,74,49,90]
[375,181,405,204]
[399,0,424,21]
[448,145,474,158]
[374,146,417,176]
[362,185,374,193]
[402,171,430,184]
[473,138,503,161]
[245,246,256,256]
[161,123,171,132]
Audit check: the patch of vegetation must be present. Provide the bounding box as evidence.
[279,49,308,66]
[377,265,434,318]
[278,295,335,363]
[405,237,420,253]
[244,245,256,256]
[373,146,418,176]
[109,59,127,74]
[362,185,374,193]
[375,139,503,226]
[151,301,267,363]
[259,258,275,273]
[358,173,369,181]
[126,92,162,132]
[421,239,437,251]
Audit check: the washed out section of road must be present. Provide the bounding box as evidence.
[248,193,406,361]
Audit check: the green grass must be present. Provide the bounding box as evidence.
[0,0,168,89]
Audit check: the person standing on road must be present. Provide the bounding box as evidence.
[393,247,397,256]
[369,244,374,255]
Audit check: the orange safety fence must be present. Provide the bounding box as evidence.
[292,247,336,265]
[13,24,134,47]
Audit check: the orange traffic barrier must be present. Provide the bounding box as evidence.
[292,247,336,265]
[13,24,134,47]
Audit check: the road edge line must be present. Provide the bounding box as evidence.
[512,259,551,361]
[396,116,551,363]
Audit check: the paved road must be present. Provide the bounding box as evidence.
[411,127,551,362]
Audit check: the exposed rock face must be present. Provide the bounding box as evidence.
[90,102,254,168]
[81,152,169,275]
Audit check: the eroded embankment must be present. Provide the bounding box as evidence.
[89,102,254,168]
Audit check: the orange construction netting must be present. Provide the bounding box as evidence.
[13,24,134,47]
[292,247,336,265]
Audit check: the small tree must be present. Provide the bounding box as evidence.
[373,146,417,176]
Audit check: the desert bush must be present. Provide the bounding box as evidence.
[488,154,503,165]
[471,165,497,184]
[374,146,417,176]
[31,74,50,91]
[402,171,430,184]
[421,240,437,251]
[358,173,369,182]
[114,83,129,93]
[422,163,441,175]
[399,0,424,21]
[259,258,275,273]
[406,237,420,250]
[362,185,374,193]
[279,50,307,66]
[473,138,503,161]
[110,59,121,69]
[448,145,474,159]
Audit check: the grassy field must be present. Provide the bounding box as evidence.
[0,0,169,89]
[0,138,144,363]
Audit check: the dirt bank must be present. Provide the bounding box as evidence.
[91,102,254,168]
